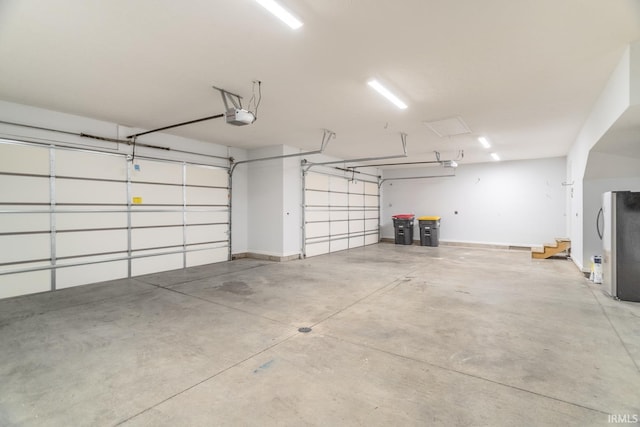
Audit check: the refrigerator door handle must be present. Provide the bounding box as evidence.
[596,207,603,240]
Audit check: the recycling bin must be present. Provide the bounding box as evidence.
[418,216,441,247]
[392,214,415,245]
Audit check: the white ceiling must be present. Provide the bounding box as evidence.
[0,0,639,166]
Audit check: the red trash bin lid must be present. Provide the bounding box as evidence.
[392,214,414,219]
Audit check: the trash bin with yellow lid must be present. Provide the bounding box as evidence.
[418,216,441,247]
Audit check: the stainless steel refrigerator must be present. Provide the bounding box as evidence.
[600,191,640,302]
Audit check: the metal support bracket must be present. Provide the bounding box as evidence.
[212,86,244,111]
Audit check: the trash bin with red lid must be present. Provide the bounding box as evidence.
[392,214,415,245]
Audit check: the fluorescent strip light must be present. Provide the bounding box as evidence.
[367,79,408,110]
[254,0,303,29]
[478,136,491,148]
[491,152,500,161]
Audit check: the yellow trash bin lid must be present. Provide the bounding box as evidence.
[418,216,441,221]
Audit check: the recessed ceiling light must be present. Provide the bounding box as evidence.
[491,152,500,161]
[478,136,491,148]
[254,0,303,30]
[367,79,408,110]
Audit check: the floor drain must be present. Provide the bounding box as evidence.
[298,327,312,333]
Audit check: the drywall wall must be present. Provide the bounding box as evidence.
[566,43,639,271]
[246,145,285,257]
[282,145,302,257]
[229,147,248,254]
[632,41,640,106]
[381,157,567,247]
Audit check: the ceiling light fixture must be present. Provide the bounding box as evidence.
[491,152,500,161]
[367,79,408,110]
[478,136,491,148]
[254,0,303,29]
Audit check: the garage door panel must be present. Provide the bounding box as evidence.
[305,210,329,222]
[306,222,330,239]
[186,187,228,206]
[349,210,365,220]
[132,253,183,276]
[348,180,364,194]
[0,141,231,300]
[364,195,378,207]
[305,241,329,257]
[186,210,228,225]
[0,270,50,299]
[365,219,379,231]
[131,227,182,250]
[186,245,228,267]
[0,234,50,263]
[186,224,227,245]
[365,210,379,220]
[305,190,329,206]
[131,211,182,228]
[57,230,127,257]
[365,233,379,245]
[57,180,125,205]
[1,176,49,203]
[132,160,182,184]
[349,220,365,233]
[330,238,349,252]
[306,173,329,191]
[304,172,378,258]
[56,259,128,289]
[349,236,365,248]
[131,183,182,205]
[0,143,49,175]
[186,165,227,187]
[330,177,348,192]
[0,212,49,233]
[329,192,348,206]
[349,193,364,207]
[56,150,126,180]
[57,212,127,230]
[331,221,349,235]
[364,182,378,195]
[330,210,349,221]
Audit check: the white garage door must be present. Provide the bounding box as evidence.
[0,139,229,299]
[303,171,379,257]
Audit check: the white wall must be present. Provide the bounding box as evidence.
[631,41,640,106]
[229,147,248,254]
[381,157,567,247]
[246,145,285,256]
[566,44,637,270]
[282,146,302,257]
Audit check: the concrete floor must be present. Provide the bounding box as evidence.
[0,244,639,426]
